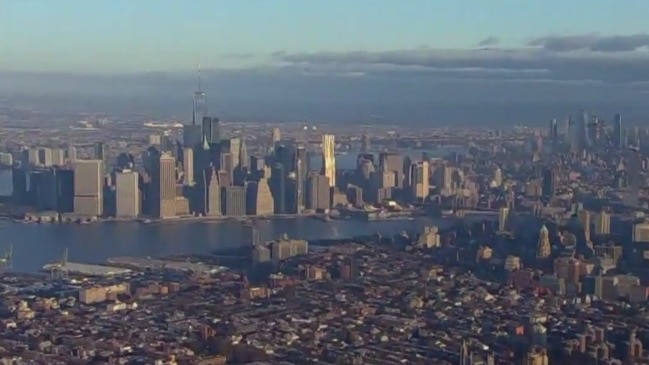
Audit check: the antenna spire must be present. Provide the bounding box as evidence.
[198,64,202,92]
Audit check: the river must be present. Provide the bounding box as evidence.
[0,147,464,273]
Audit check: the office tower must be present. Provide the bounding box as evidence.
[239,140,249,169]
[183,124,203,149]
[38,148,52,167]
[411,161,429,200]
[379,152,404,188]
[73,160,104,216]
[182,147,194,185]
[246,178,274,215]
[36,169,58,211]
[151,153,176,219]
[270,163,286,214]
[115,170,140,218]
[579,209,591,243]
[274,144,294,172]
[595,210,611,236]
[94,142,105,161]
[206,168,221,216]
[56,169,74,213]
[537,225,551,258]
[550,118,559,143]
[542,168,556,199]
[51,149,65,166]
[492,168,503,187]
[201,117,221,144]
[271,127,281,145]
[11,167,27,204]
[321,134,336,187]
[434,165,453,191]
[361,134,371,153]
[66,145,77,164]
[572,109,591,152]
[614,113,623,149]
[219,152,233,186]
[228,138,241,170]
[192,67,207,125]
[222,186,246,216]
[294,144,307,213]
[498,206,509,232]
[306,172,331,211]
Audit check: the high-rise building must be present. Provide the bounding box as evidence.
[411,161,429,200]
[498,206,509,232]
[542,168,556,199]
[38,148,53,167]
[183,124,203,149]
[294,144,307,213]
[56,169,74,213]
[66,145,77,164]
[271,127,281,145]
[633,222,649,243]
[246,178,274,215]
[306,173,330,211]
[206,168,221,216]
[537,225,551,258]
[614,113,623,149]
[94,142,106,161]
[182,147,194,185]
[578,209,591,243]
[51,149,65,166]
[322,134,336,187]
[222,186,246,216]
[36,169,59,211]
[550,118,559,143]
[379,152,404,188]
[73,160,104,216]
[192,68,207,125]
[595,210,611,236]
[115,170,140,218]
[202,117,221,144]
[228,138,241,170]
[270,163,286,214]
[151,153,176,219]
[239,140,249,170]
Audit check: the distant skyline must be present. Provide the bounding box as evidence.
[2,0,649,74]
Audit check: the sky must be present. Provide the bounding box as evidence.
[2,1,649,124]
[2,0,649,73]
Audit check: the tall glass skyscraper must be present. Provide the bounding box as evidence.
[614,113,623,149]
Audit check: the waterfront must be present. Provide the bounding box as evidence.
[0,216,453,273]
[0,147,466,273]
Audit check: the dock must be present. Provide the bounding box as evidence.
[106,256,227,274]
[42,262,132,277]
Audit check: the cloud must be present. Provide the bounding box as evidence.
[271,36,649,83]
[529,33,649,52]
[477,36,500,47]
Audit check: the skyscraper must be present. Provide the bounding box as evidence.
[411,161,429,200]
[595,210,611,236]
[537,225,551,259]
[270,163,286,214]
[151,153,176,218]
[579,209,591,243]
[202,117,221,144]
[542,168,556,199]
[271,127,281,145]
[322,134,336,187]
[306,173,330,211]
[206,168,221,216]
[115,170,140,218]
[183,147,194,185]
[294,144,307,214]
[73,160,104,216]
[550,118,558,143]
[614,113,623,149]
[379,152,404,188]
[192,67,207,125]
[246,178,274,215]
[222,186,246,216]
